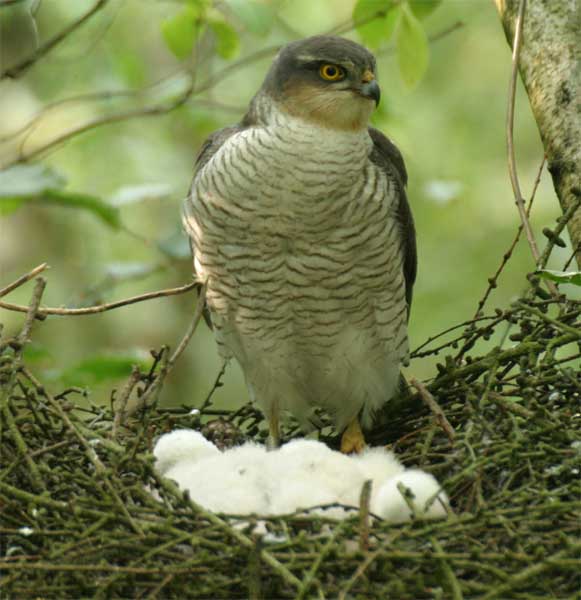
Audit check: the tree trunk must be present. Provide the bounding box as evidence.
[494,0,581,268]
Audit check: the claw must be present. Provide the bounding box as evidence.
[341,417,366,454]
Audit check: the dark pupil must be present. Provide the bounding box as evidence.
[326,66,337,77]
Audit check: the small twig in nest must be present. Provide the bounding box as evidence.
[122,283,207,420]
[359,479,372,552]
[410,378,456,443]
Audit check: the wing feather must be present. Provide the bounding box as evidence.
[368,126,417,313]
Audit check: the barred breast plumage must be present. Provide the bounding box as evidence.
[184,108,408,431]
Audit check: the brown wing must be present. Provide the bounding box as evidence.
[368,126,417,314]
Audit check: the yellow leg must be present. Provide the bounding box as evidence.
[341,417,366,454]
[267,402,280,450]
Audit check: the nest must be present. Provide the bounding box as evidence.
[1,282,580,599]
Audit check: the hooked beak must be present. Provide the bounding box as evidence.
[360,79,381,106]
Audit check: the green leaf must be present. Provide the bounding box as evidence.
[53,351,151,386]
[0,164,65,197]
[0,164,121,228]
[225,0,274,36]
[43,190,121,229]
[409,0,442,20]
[396,5,429,88]
[162,6,200,59]
[209,18,240,59]
[353,0,399,49]
[536,270,581,286]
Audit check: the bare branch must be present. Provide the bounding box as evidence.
[0,279,199,318]
[472,156,545,319]
[18,276,46,344]
[538,194,581,270]
[125,283,207,416]
[505,0,559,297]
[2,19,463,167]
[496,0,581,268]
[0,0,110,80]
[506,0,542,266]
[0,263,49,299]
[410,378,456,443]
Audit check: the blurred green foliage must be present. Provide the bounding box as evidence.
[0,0,576,410]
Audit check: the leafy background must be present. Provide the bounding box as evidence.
[0,0,575,410]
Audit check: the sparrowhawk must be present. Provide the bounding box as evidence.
[183,36,416,452]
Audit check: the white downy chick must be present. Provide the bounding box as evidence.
[153,431,450,524]
[268,439,365,517]
[165,442,271,515]
[351,447,406,509]
[153,429,218,476]
[374,469,450,523]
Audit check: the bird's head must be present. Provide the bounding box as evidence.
[258,36,380,131]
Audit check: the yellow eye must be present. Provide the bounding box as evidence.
[319,64,345,81]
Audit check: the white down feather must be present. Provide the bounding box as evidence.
[153,429,449,523]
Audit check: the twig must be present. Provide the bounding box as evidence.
[472,156,545,319]
[0,278,47,493]
[410,378,456,443]
[146,573,174,599]
[0,280,199,318]
[506,0,541,263]
[488,393,534,419]
[505,0,558,299]
[17,277,46,346]
[200,362,227,412]
[294,522,347,600]
[125,283,207,415]
[19,367,145,537]
[0,0,110,80]
[152,472,302,590]
[168,283,207,368]
[0,263,49,299]
[431,537,463,600]
[358,479,372,552]
[537,195,581,270]
[517,301,581,339]
[338,549,381,600]
[3,19,464,167]
[479,542,581,600]
[8,86,194,166]
[112,366,142,437]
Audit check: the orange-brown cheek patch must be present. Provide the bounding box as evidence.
[280,84,372,131]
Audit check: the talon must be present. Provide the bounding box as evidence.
[341,417,366,454]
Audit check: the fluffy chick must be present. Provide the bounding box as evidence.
[153,431,450,524]
[153,429,218,476]
[266,439,365,517]
[374,469,450,523]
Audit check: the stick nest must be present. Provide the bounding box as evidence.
[1,287,580,599]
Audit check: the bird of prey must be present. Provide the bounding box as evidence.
[183,36,416,453]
